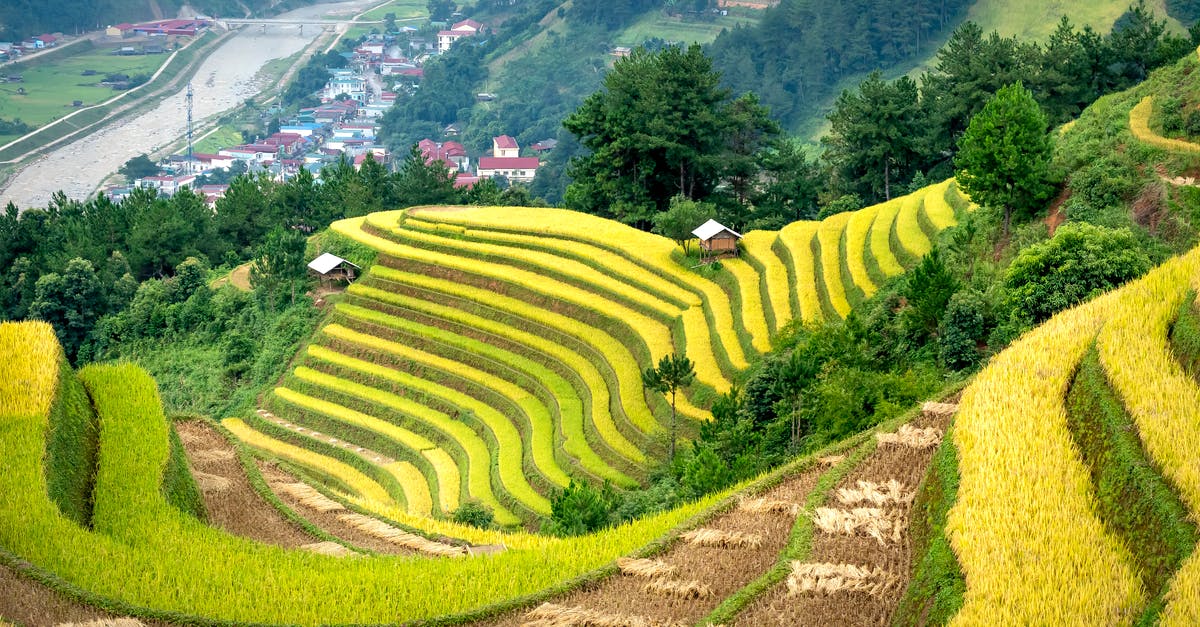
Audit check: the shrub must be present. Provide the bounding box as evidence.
[1006,223,1152,324]
[452,499,495,529]
[939,289,988,370]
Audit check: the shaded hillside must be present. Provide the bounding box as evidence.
[707,0,1193,136]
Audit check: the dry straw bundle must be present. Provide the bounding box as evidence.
[642,578,713,599]
[192,471,232,492]
[336,513,466,557]
[786,562,895,597]
[875,424,942,449]
[522,602,681,627]
[301,541,353,557]
[836,479,913,507]
[273,482,345,513]
[920,401,959,418]
[680,528,763,549]
[738,497,800,515]
[811,507,905,546]
[617,557,677,579]
[818,454,846,467]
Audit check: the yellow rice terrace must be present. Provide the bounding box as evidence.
[0,181,977,624]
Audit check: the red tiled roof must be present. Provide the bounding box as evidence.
[493,135,518,150]
[479,157,538,170]
[454,173,479,189]
[453,19,483,31]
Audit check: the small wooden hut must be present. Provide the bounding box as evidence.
[307,253,360,288]
[692,219,742,262]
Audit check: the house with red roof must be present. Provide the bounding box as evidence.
[478,135,538,182]
[437,18,486,52]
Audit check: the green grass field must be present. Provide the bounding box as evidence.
[0,47,169,128]
[964,0,1183,41]
[191,125,244,154]
[614,8,763,47]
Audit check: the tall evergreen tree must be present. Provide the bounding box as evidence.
[955,82,1054,235]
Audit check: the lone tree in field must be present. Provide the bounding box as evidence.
[642,352,696,462]
[954,82,1054,236]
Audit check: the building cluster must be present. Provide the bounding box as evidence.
[99,13,555,203]
[420,134,551,189]
[110,97,389,205]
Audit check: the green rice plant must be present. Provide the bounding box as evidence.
[287,357,520,524]
[817,211,854,318]
[0,328,739,623]
[337,301,637,487]
[894,191,932,262]
[407,208,751,373]
[868,197,906,277]
[722,257,772,353]
[947,272,1147,623]
[328,309,574,492]
[777,221,823,324]
[741,231,794,333]
[843,203,881,299]
[364,265,708,423]
[922,179,959,231]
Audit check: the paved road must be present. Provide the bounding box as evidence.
[0,0,382,210]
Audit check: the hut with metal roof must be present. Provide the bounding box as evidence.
[307,253,360,287]
[692,219,742,262]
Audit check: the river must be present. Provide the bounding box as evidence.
[0,0,381,210]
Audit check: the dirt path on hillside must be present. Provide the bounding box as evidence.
[0,562,170,627]
[732,406,955,626]
[483,460,833,627]
[175,419,317,548]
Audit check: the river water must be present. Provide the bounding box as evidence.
[0,0,379,210]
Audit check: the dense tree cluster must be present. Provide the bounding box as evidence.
[0,149,537,361]
[562,44,782,228]
[707,0,975,133]
[821,6,1192,205]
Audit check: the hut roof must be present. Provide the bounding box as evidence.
[307,253,359,275]
[691,219,742,241]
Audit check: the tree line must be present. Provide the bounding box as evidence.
[558,3,1195,237]
[0,149,541,362]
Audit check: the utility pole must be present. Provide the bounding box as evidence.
[186,81,194,163]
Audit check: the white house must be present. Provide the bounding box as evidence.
[477,156,539,182]
[437,19,484,52]
[492,135,519,158]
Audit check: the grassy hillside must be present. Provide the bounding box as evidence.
[964,0,1183,41]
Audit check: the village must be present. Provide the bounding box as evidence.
[96,16,553,207]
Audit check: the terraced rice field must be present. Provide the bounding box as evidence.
[0,180,974,623]
[231,183,969,532]
[949,244,1200,623]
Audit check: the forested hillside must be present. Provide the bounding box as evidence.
[707,0,973,134]
[707,0,1198,135]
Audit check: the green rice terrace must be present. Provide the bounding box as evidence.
[0,179,976,624]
